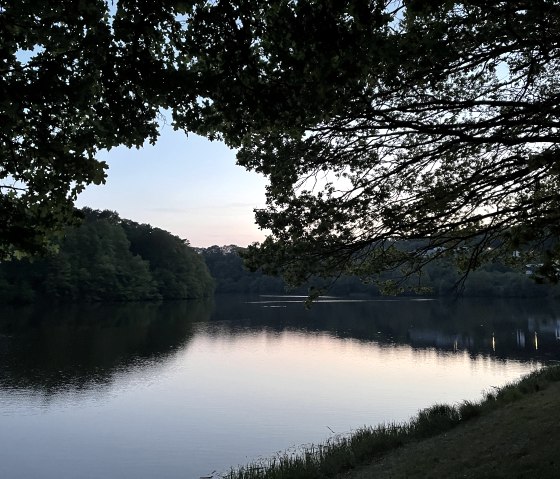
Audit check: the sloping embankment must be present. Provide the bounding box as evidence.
[344,379,560,478]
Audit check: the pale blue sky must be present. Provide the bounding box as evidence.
[76,124,268,248]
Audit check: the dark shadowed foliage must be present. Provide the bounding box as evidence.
[0,209,214,303]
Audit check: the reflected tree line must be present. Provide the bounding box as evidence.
[1,297,559,396]
[206,296,560,363]
[0,300,213,395]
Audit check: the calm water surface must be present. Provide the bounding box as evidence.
[1,296,560,478]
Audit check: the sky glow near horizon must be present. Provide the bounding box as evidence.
[76,124,269,248]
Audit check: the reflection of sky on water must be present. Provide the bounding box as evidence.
[0,357,172,415]
[2,296,559,402]
[184,324,537,424]
[0,296,559,479]
[211,296,560,364]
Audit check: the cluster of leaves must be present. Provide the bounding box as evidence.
[1,0,188,257]
[5,1,560,288]
[0,208,214,303]
[158,0,560,288]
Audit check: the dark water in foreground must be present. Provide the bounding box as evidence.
[1,296,559,478]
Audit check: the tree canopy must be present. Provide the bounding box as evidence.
[184,0,560,289]
[1,0,182,257]
[3,1,560,289]
[199,243,558,298]
[0,209,214,303]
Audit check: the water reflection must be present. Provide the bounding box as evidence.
[207,296,560,363]
[2,296,560,402]
[1,296,559,479]
[0,300,213,398]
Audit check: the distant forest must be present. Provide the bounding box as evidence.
[201,246,560,299]
[0,209,214,303]
[1,209,559,304]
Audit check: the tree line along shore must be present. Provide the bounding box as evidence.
[1,209,560,305]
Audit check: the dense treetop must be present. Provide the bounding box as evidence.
[222,0,560,289]
[3,1,560,289]
[0,209,214,303]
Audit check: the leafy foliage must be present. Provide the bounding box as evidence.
[176,0,560,288]
[198,243,559,298]
[200,245,286,294]
[0,209,214,303]
[122,219,214,299]
[1,0,186,257]
[4,1,560,287]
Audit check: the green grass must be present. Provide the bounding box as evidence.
[220,365,560,479]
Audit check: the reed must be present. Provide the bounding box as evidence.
[221,365,560,479]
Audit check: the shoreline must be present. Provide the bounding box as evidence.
[221,365,560,478]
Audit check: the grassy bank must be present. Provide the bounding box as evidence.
[221,365,560,479]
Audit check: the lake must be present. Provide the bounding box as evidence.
[1,295,559,478]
